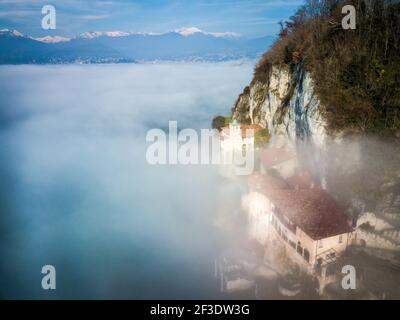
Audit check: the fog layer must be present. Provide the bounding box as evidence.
[0,62,254,299]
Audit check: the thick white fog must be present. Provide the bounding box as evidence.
[0,62,254,299]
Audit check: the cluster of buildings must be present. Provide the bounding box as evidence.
[219,120,262,153]
[219,121,354,281]
[218,120,400,296]
[243,153,353,273]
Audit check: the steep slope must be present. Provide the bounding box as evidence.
[231,0,400,213]
[232,0,400,143]
[233,64,327,149]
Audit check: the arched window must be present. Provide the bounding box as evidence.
[296,242,303,255]
[303,249,310,263]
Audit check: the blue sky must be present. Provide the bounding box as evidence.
[0,0,302,38]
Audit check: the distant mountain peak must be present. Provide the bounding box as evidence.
[33,35,71,43]
[0,26,273,64]
[0,28,24,37]
[78,31,131,39]
[174,27,241,38]
[175,27,203,36]
[0,27,242,42]
[76,28,242,39]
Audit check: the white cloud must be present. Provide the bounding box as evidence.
[0,62,254,298]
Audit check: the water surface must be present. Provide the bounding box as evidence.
[0,62,254,299]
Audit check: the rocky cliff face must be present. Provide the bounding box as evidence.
[232,64,365,191]
[232,64,329,150]
[232,63,400,217]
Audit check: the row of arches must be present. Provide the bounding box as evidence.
[271,214,310,263]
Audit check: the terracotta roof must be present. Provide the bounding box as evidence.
[248,165,351,239]
[248,173,291,192]
[286,172,320,190]
[259,148,295,168]
[265,189,352,240]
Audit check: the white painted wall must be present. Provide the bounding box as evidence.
[315,233,351,263]
[242,191,272,245]
[242,190,352,266]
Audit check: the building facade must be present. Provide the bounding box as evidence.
[244,173,353,272]
[220,120,262,154]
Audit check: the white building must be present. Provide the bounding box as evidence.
[242,174,290,245]
[219,120,262,176]
[220,120,262,154]
[243,174,353,271]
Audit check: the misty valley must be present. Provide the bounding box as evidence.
[1,61,400,299]
[0,62,253,299]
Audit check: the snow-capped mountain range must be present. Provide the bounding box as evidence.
[0,27,274,64]
[33,35,71,43]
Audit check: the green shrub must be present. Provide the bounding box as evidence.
[359,222,375,232]
[211,115,226,131]
[254,0,400,136]
[211,115,233,131]
[224,116,232,126]
[255,128,270,146]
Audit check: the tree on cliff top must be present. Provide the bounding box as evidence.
[254,0,400,136]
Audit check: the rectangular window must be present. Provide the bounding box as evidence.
[339,235,343,244]
[319,240,323,249]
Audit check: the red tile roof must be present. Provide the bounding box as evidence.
[286,172,320,190]
[259,148,294,168]
[265,189,352,240]
[248,173,291,192]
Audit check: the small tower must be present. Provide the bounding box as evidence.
[229,120,242,151]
